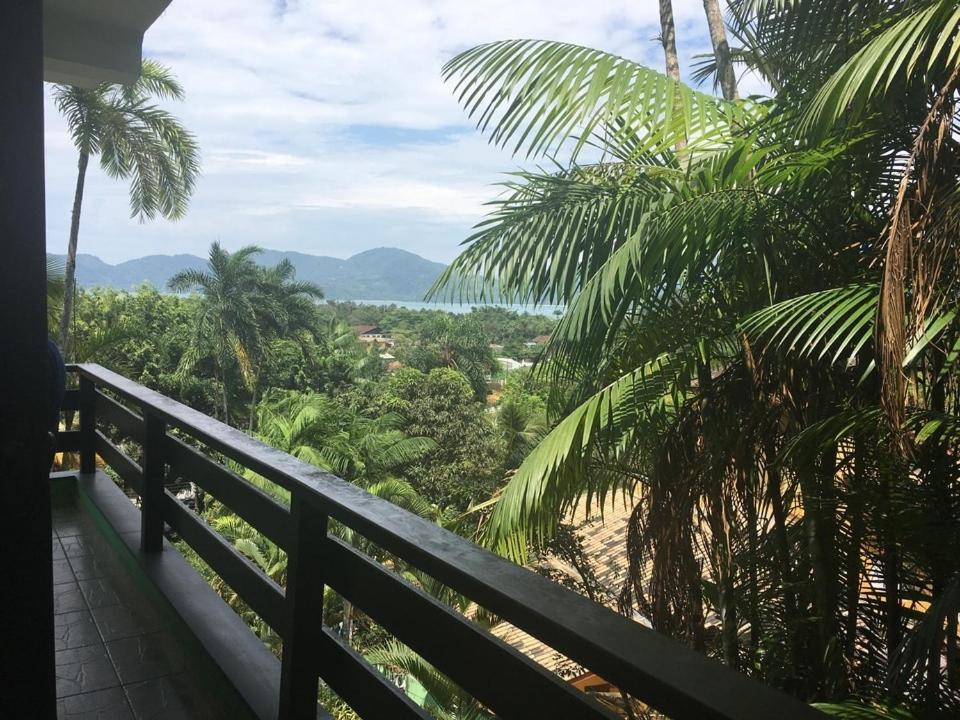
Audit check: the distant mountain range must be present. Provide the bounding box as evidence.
[57,247,449,302]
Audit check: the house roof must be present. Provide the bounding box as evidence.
[532,335,551,344]
[489,496,636,676]
[353,324,380,335]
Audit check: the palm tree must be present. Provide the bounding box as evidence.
[46,255,65,335]
[245,260,324,430]
[238,389,439,647]
[404,315,496,400]
[366,640,493,720]
[254,390,436,486]
[433,2,960,713]
[170,245,324,428]
[169,242,262,423]
[495,398,546,471]
[53,60,199,354]
[658,0,682,83]
[701,0,738,100]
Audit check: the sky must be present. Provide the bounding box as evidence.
[43,0,760,265]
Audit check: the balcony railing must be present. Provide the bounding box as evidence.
[56,363,825,720]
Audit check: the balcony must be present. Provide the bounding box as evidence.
[51,363,825,719]
[51,474,261,719]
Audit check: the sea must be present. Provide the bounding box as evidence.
[344,299,565,317]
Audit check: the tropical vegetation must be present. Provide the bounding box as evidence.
[48,1,960,717]
[57,249,552,716]
[433,1,960,716]
[53,59,199,355]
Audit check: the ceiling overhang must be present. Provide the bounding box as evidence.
[43,0,172,87]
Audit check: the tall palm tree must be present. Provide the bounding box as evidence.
[46,255,65,334]
[702,0,738,100]
[54,60,199,354]
[245,260,324,430]
[658,0,682,82]
[169,242,262,422]
[433,2,960,713]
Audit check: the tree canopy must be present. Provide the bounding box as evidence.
[435,1,960,713]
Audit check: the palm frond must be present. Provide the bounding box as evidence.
[742,283,880,366]
[802,0,960,136]
[443,39,742,160]
[484,353,680,559]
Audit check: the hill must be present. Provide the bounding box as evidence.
[59,247,448,302]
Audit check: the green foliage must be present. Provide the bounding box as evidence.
[436,2,960,713]
[398,314,496,399]
[54,60,200,354]
[366,640,493,719]
[255,389,436,485]
[53,59,200,221]
[376,367,504,508]
[169,242,323,426]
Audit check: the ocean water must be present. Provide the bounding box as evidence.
[344,299,565,317]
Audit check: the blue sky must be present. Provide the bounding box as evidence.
[43,0,758,265]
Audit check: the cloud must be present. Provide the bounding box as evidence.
[43,1,748,264]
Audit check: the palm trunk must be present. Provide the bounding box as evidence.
[702,0,738,100]
[658,0,681,82]
[880,469,902,674]
[844,441,865,664]
[927,362,958,706]
[248,367,261,433]
[744,469,760,656]
[659,0,688,154]
[222,381,230,424]
[718,496,739,670]
[342,599,355,646]
[766,442,803,689]
[797,456,829,689]
[948,607,959,691]
[58,151,90,354]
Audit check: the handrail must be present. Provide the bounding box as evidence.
[64,363,826,720]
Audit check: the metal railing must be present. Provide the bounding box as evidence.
[57,363,824,720]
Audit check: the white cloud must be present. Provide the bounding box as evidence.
[43,0,749,264]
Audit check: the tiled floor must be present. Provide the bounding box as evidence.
[52,502,251,720]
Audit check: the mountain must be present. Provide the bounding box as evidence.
[57,247,448,302]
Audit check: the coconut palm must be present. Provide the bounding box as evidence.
[434,2,960,713]
[46,255,66,334]
[168,242,262,423]
[53,60,199,354]
[245,259,324,430]
[701,0,738,100]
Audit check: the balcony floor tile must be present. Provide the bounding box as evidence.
[57,686,133,719]
[53,581,88,615]
[56,643,122,698]
[53,490,257,720]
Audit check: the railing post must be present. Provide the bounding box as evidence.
[278,495,328,719]
[78,375,96,474]
[141,410,166,553]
